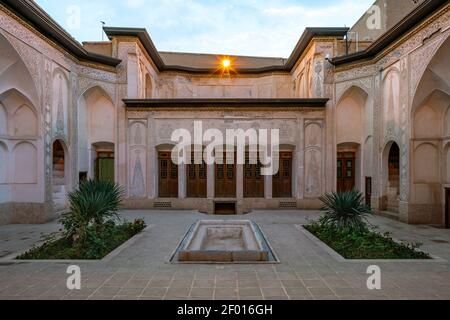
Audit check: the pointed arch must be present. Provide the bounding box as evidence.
[0,31,39,105]
[0,88,39,137]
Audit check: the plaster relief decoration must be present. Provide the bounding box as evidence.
[304,121,323,198]
[128,120,147,198]
[52,71,69,138]
[383,70,400,137]
[313,60,324,98]
[44,59,52,202]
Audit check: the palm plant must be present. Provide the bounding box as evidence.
[319,189,372,232]
[60,179,124,244]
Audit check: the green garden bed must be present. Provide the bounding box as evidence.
[305,222,431,260]
[17,220,146,260]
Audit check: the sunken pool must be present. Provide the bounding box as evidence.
[171,220,278,263]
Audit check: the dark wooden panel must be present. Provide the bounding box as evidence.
[158,152,178,198]
[337,152,355,193]
[244,152,264,198]
[365,177,372,207]
[273,152,292,198]
[446,189,450,229]
[215,151,236,198]
[187,154,207,198]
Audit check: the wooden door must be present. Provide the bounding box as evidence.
[365,177,372,207]
[187,154,207,198]
[215,151,236,198]
[244,152,264,198]
[337,152,355,192]
[158,152,178,198]
[273,152,292,198]
[96,151,114,183]
[446,189,450,229]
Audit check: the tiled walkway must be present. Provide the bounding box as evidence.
[0,210,449,300]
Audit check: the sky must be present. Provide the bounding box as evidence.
[35,0,375,58]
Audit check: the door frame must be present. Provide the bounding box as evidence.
[215,149,237,198]
[446,188,450,229]
[337,151,356,192]
[273,151,293,198]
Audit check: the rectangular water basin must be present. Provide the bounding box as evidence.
[178,220,269,262]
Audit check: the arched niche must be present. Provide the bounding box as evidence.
[413,90,449,139]
[413,143,439,183]
[13,104,37,137]
[0,89,38,138]
[381,141,400,212]
[336,86,368,145]
[78,86,115,178]
[13,141,37,184]
[0,32,39,105]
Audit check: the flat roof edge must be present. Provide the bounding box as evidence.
[2,0,121,67]
[123,98,330,108]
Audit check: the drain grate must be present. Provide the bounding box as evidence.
[279,201,297,208]
[154,202,172,208]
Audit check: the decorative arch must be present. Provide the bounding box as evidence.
[413,142,439,183]
[13,141,37,184]
[381,141,400,213]
[13,104,38,137]
[410,32,450,103]
[0,31,39,105]
[336,85,369,144]
[0,89,39,137]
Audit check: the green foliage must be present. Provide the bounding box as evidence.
[60,179,125,244]
[17,219,147,260]
[16,180,146,260]
[305,221,431,260]
[319,189,372,232]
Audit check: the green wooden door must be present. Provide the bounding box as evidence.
[98,158,115,183]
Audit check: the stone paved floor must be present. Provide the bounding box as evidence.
[0,210,449,300]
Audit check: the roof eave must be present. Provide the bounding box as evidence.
[1,0,121,67]
[123,98,330,109]
[330,0,447,66]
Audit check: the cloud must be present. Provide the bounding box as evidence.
[36,0,375,57]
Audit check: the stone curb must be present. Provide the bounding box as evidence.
[296,225,447,263]
[0,226,153,264]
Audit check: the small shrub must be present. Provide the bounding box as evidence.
[319,189,372,232]
[60,179,125,244]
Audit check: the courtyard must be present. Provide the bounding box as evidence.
[0,210,449,300]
